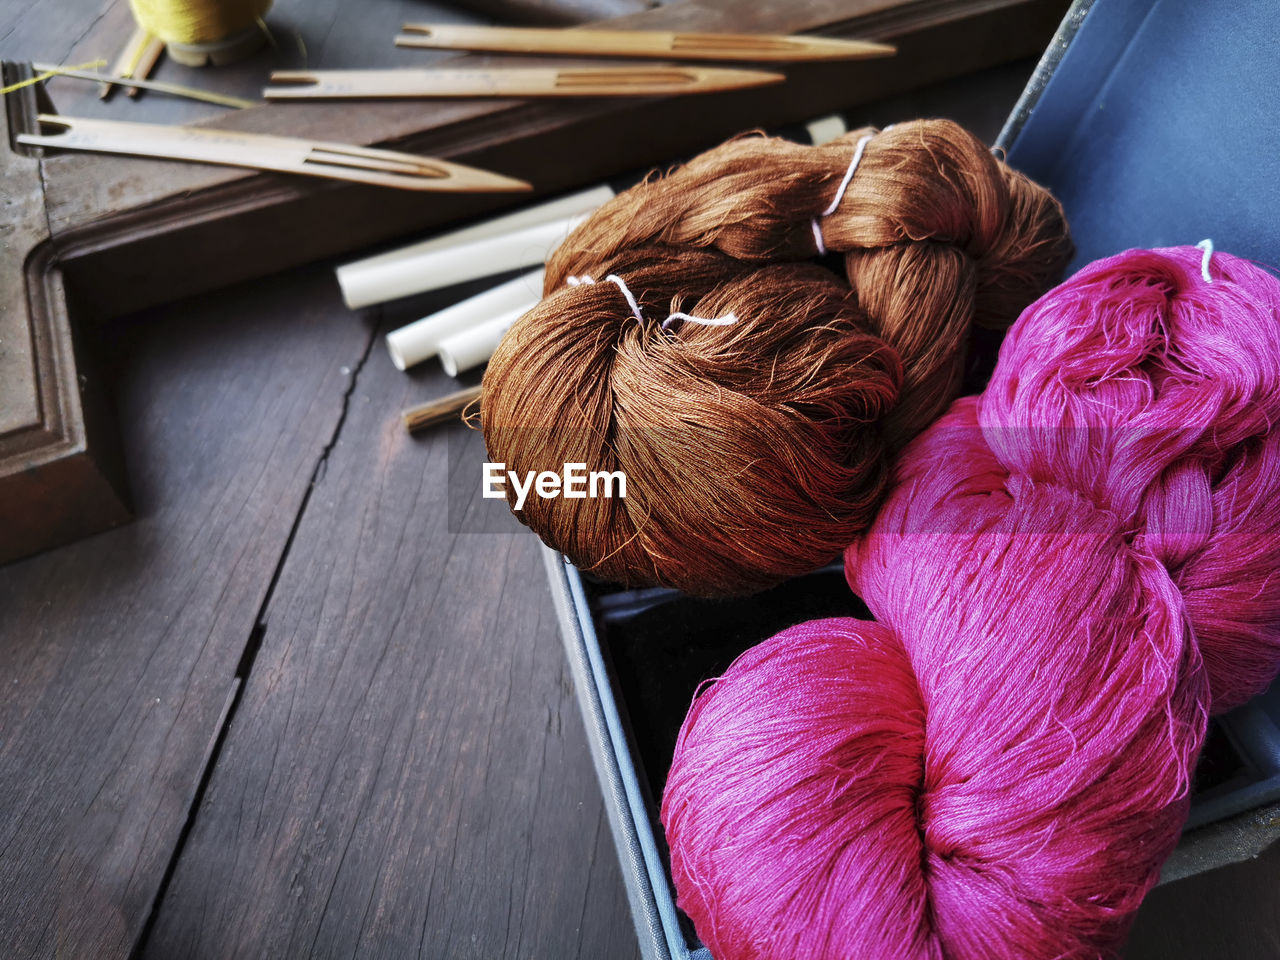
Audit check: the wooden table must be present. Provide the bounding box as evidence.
[0,2,1275,958]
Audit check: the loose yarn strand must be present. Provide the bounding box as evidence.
[0,59,106,96]
[811,133,873,255]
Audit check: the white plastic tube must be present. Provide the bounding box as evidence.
[436,307,526,377]
[385,268,543,371]
[805,113,849,146]
[336,184,614,308]
[337,214,588,310]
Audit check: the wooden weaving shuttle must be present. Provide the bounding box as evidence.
[395,24,896,62]
[15,115,533,193]
[263,65,785,100]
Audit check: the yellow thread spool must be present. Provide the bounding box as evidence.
[128,0,272,66]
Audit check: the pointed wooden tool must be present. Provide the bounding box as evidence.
[15,115,533,193]
[395,24,896,62]
[264,65,785,100]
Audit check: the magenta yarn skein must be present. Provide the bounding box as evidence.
[661,247,1280,959]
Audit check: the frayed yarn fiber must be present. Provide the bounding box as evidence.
[662,247,1280,958]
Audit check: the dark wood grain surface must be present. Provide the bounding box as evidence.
[138,307,640,959]
[0,268,370,958]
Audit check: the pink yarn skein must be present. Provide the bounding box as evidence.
[661,247,1280,959]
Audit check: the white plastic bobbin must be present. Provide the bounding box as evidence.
[437,306,528,377]
[336,184,614,308]
[804,114,848,146]
[385,268,543,371]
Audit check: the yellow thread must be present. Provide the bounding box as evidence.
[0,60,107,96]
[29,63,256,108]
[128,0,272,47]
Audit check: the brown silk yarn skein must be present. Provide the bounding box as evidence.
[481,120,1073,597]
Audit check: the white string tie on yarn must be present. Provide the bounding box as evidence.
[568,273,737,330]
[1196,238,1215,283]
[662,310,738,330]
[811,133,874,256]
[605,274,644,323]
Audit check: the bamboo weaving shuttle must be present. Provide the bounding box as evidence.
[264,66,785,100]
[15,115,532,193]
[395,24,896,62]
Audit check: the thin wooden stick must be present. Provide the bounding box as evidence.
[126,37,167,99]
[100,26,150,99]
[403,385,483,433]
[396,24,896,62]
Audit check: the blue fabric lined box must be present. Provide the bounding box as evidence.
[544,1,1280,956]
